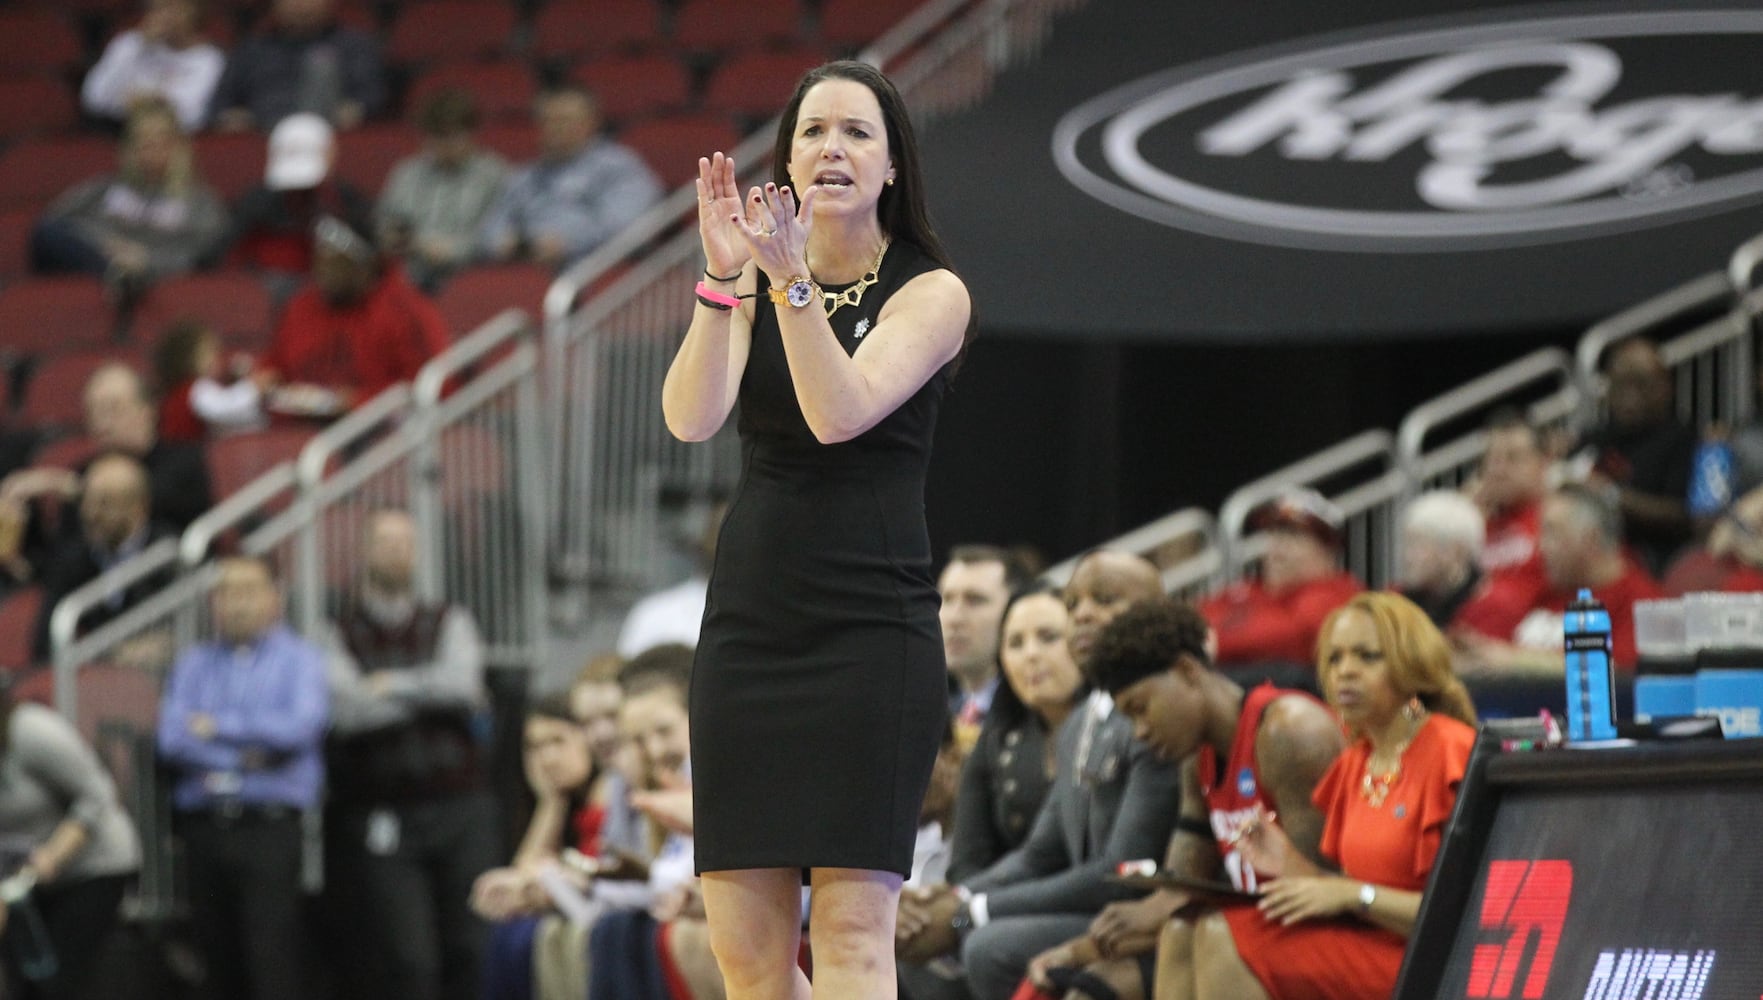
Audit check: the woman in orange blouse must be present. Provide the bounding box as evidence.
[1176,591,1478,1000]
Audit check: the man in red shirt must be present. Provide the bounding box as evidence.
[257,215,450,417]
[1457,483,1663,672]
[1472,410,1550,595]
[1198,489,1362,671]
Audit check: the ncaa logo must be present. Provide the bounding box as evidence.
[1053,7,1763,251]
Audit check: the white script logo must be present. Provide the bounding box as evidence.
[1053,8,1763,251]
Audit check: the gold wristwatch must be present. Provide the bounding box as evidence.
[769,276,820,308]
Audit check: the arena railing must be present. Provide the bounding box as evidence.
[1573,270,1744,432]
[540,0,1088,624]
[1396,348,1581,496]
[1218,430,1405,591]
[44,311,547,917]
[1041,507,1222,601]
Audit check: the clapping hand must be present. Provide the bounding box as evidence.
[696,152,751,283]
[735,182,820,288]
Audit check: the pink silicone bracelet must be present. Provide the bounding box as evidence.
[694,281,741,309]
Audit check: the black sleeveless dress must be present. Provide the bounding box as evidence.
[690,241,951,877]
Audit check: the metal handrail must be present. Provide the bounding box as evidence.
[1041,507,1216,586]
[1574,271,1733,417]
[414,309,533,406]
[1218,429,1399,585]
[48,538,182,715]
[1728,229,1763,295]
[294,384,414,490]
[1397,348,1576,473]
[179,462,297,568]
[1218,430,1397,541]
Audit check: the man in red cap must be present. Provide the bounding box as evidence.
[1198,489,1362,670]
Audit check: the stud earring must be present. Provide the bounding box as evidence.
[885,177,895,186]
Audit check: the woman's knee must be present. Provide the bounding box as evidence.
[807,872,898,974]
[702,872,803,985]
[1190,913,1267,1000]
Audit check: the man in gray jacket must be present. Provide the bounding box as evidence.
[898,551,1179,1000]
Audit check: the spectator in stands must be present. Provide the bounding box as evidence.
[614,502,723,658]
[1023,597,1344,1000]
[474,85,662,269]
[480,646,699,1000]
[896,551,1178,1000]
[947,584,1083,885]
[376,89,508,292]
[1471,409,1551,594]
[472,693,600,999]
[221,112,374,289]
[1569,337,1697,574]
[152,320,267,442]
[157,555,328,1000]
[0,686,141,999]
[319,507,496,1000]
[82,0,225,132]
[1197,489,1362,675]
[30,453,178,663]
[1186,592,1475,1000]
[0,364,213,570]
[1397,490,1487,630]
[30,98,227,298]
[255,214,450,418]
[1663,484,1763,595]
[938,545,1025,751]
[206,0,385,132]
[1456,483,1663,673]
[568,652,625,794]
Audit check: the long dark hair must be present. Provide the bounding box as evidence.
[770,60,977,365]
[985,582,1087,733]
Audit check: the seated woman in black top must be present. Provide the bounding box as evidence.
[947,584,1087,882]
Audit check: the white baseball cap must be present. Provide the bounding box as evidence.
[265,113,335,191]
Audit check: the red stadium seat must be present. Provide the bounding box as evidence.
[435,263,553,338]
[571,54,693,125]
[193,132,268,201]
[131,273,276,347]
[30,435,97,471]
[477,122,540,164]
[818,0,925,50]
[702,46,828,120]
[335,123,422,197]
[0,137,115,214]
[206,427,316,500]
[674,0,804,52]
[386,1,518,66]
[407,60,538,124]
[0,10,85,76]
[0,588,43,672]
[0,78,79,140]
[619,114,744,188]
[532,0,661,61]
[0,277,119,357]
[0,209,34,282]
[21,349,145,433]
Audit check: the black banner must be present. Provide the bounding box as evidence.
[919,0,1763,341]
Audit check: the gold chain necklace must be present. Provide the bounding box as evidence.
[818,237,890,317]
[1360,711,1426,808]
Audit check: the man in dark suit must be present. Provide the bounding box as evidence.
[31,452,177,661]
[898,551,1179,1000]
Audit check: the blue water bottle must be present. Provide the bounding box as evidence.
[1564,589,1618,741]
[1688,438,1735,517]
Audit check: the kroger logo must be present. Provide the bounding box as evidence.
[1052,9,1763,251]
